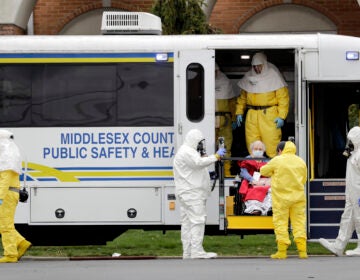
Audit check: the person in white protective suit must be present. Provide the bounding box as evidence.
[236,52,289,158]
[173,129,226,259]
[319,126,360,256]
[215,63,237,177]
[0,129,32,263]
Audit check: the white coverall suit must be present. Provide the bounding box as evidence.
[236,53,289,158]
[319,126,360,256]
[0,129,31,263]
[173,129,219,259]
[260,141,307,259]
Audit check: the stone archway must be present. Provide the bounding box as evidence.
[239,4,337,34]
[59,9,118,35]
[0,0,38,35]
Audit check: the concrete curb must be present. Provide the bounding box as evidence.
[21,254,333,261]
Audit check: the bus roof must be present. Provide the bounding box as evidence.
[0,33,349,53]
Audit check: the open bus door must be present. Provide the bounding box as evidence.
[176,50,216,152]
[175,50,220,226]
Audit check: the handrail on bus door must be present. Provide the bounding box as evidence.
[217,158,225,231]
[310,86,315,180]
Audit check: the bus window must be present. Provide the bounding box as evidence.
[32,64,117,126]
[186,63,204,122]
[0,62,174,127]
[116,63,173,126]
[0,65,32,126]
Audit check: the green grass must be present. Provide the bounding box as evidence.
[3,230,358,257]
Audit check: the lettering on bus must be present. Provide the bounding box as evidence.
[42,131,175,160]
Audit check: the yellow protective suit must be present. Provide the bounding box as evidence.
[260,141,307,258]
[236,52,289,158]
[0,129,31,263]
[215,97,236,176]
[0,171,28,260]
[236,87,289,158]
[215,65,237,177]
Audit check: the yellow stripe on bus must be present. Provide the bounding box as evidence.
[26,162,80,182]
[25,162,173,182]
[0,58,174,63]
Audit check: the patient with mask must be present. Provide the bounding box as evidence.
[237,140,272,215]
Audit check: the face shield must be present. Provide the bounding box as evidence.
[343,140,354,158]
[197,139,206,156]
[252,64,263,74]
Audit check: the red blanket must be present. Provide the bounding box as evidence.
[238,159,270,202]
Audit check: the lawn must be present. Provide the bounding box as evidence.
[5,230,357,258]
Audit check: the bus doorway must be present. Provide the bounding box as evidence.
[214,48,296,233]
[308,82,360,239]
[215,49,296,174]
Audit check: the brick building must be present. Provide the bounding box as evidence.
[1,0,360,36]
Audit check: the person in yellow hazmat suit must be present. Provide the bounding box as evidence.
[0,129,32,263]
[215,63,237,177]
[260,141,308,259]
[319,126,360,256]
[236,52,289,158]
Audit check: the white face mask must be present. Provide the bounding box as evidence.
[252,150,264,158]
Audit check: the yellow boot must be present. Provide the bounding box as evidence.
[295,238,308,259]
[0,256,18,263]
[271,243,288,259]
[18,240,32,260]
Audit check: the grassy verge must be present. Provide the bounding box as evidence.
[3,230,357,258]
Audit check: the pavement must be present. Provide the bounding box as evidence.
[21,254,333,261]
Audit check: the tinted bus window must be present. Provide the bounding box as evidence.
[116,63,173,126]
[0,63,173,127]
[186,63,204,122]
[0,65,33,126]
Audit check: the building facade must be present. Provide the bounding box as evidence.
[0,0,360,37]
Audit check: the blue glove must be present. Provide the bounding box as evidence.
[231,121,237,130]
[216,148,226,157]
[236,115,243,127]
[0,199,3,205]
[274,117,284,128]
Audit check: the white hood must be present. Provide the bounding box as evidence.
[184,129,204,150]
[237,52,287,93]
[215,71,236,99]
[347,126,360,169]
[0,129,22,174]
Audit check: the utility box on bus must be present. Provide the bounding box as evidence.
[101,12,162,35]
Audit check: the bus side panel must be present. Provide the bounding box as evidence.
[30,187,162,223]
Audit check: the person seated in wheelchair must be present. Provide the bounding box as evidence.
[237,140,272,216]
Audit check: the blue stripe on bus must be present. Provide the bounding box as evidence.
[0,53,174,59]
[79,177,174,181]
[56,166,173,170]
[36,177,174,181]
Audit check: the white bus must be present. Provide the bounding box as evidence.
[0,33,359,245]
